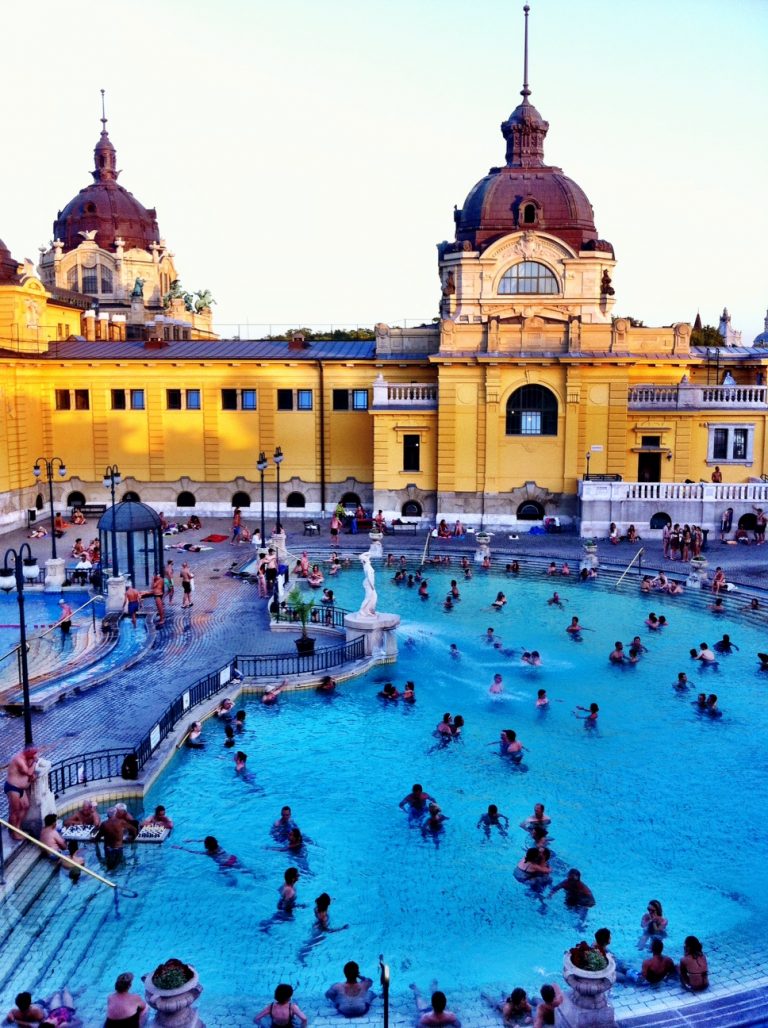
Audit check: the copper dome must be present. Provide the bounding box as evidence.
[53,122,160,254]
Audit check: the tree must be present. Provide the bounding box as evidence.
[690,325,723,348]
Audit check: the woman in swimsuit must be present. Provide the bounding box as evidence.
[325,961,375,1018]
[679,936,708,991]
[637,899,668,949]
[253,983,307,1027]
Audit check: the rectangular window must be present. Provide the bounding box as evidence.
[403,434,420,472]
[186,389,201,410]
[112,389,127,410]
[277,389,293,411]
[74,389,90,410]
[130,389,145,410]
[221,388,238,411]
[332,389,350,411]
[100,266,113,293]
[242,389,257,410]
[167,389,182,410]
[732,428,748,460]
[521,411,542,435]
[67,267,78,291]
[55,389,71,411]
[712,428,729,461]
[81,267,98,294]
[297,389,313,410]
[352,389,369,410]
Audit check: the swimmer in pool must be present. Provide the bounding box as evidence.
[476,804,509,838]
[548,591,565,607]
[550,867,595,909]
[436,713,453,736]
[449,643,460,659]
[628,636,648,655]
[523,652,542,667]
[627,647,640,665]
[261,680,287,705]
[694,692,707,710]
[379,682,400,700]
[609,642,625,664]
[399,784,435,815]
[402,681,416,703]
[536,688,548,706]
[418,579,429,599]
[271,806,298,841]
[260,867,302,932]
[500,729,524,761]
[485,627,496,644]
[234,751,263,792]
[443,595,454,611]
[646,613,660,629]
[450,715,464,740]
[566,616,585,639]
[706,693,722,717]
[517,846,551,877]
[714,634,738,654]
[521,803,551,832]
[489,673,504,695]
[694,642,717,665]
[421,803,448,846]
[674,672,689,690]
[574,702,599,725]
[492,591,507,610]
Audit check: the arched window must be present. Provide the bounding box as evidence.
[286,492,306,508]
[340,492,361,508]
[122,491,141,502]
[402,500,422,517]
[522,203,537,225]
[498,261,559,295]
[506,385,558,436]
[177,491,196,507]
[517,501,544,520]
[649,512,670,530]
[232,491,251,508]
[67,490,86,508]
[738,512,756,531]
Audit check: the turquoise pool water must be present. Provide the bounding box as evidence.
[0,591,91,667]
[3,568,768,1020]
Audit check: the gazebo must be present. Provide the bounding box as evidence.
[98,501,163,589]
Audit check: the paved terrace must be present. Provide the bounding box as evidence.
[1,515,767,1027]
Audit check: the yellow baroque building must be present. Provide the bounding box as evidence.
[3,59,768,538]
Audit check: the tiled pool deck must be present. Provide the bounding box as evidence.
[2,517,768,1026]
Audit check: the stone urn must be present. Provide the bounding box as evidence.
[368,530,384,559]
[556,951,616,1028]
[144,962,204,1028]
[686,556,709,590]
[580,540,599,572]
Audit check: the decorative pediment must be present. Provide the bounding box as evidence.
[481,230,577,268]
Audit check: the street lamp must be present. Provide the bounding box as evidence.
[585,452,591,481]
[273,446,284,532]
[103,464,121,576]
[32,456,67,560]
[257,451,268,544]
[0,544,40,746]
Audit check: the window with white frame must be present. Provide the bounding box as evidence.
[707,423,754,464]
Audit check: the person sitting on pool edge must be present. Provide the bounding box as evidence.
[325,960,375,1017]
[410,983,461,1026]
[253,983,307,1027]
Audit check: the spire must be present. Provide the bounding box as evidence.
[500,4,549,168]
[92,89,119,183]
[521,4,531,102]
[693,311,702,332]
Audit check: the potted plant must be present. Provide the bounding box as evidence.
[144,959,203,1027]
[476,531,492,544]
[287,586,316,655]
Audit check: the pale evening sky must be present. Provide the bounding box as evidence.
[2,0,766,341]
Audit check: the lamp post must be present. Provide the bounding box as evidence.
[273,446,284,532]
[103,464,121,576]
[585,452,591,481]
[0,544,40,746]
[32,456,67,560]
[257,451,268,544]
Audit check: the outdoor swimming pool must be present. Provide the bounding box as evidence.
[3,566,768,1022]
[0,591,91,681]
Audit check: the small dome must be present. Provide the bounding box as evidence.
[754,332,768,347]
[0,237,19,284]
[53,125,160,253]
[98,500,161,533]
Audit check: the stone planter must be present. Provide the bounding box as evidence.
[556,952,616,1028]
[144,966,204,1028]
[368,530,384,558]
[687,558,709,590]
[476,532,491,544]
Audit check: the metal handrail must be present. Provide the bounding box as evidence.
[272,602,349,630]
[379,954,390,1028]
[614,547,645,588]
[419,530,431,568]
[0,816,116,889]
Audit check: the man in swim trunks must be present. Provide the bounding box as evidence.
[399,784,435,815]
[4,746,38,840]
[96,807,137,871]
[180,562,194,608]
[123,584,142,628]
[550,868,595,908]
[477,804,509,838]
[64,799,101,828]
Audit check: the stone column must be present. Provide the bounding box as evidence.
[106,574,126,613]
[44,557,66,591]
[344,611,400,662]
[22,756,56,838]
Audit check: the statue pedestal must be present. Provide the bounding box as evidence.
[686,558,709,590]
[556,954,616,1028]
[44,557,66,592]
[22,756,57,838]
[106,575,126,613]
[344,611,400,662]
[368,532,384,559]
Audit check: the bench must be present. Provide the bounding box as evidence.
[303,520,320,536]
[386,521,418,535]
[69,503,108,519]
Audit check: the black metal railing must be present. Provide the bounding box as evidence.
[235,637,364,678]
[48,748,133,797]
[272,602,349,630]
[48,638,366,796]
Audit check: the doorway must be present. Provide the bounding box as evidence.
[638,435,661,482]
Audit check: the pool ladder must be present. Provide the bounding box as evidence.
[379,954,390,1028]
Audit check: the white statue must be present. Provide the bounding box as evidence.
[359,552,378,617]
